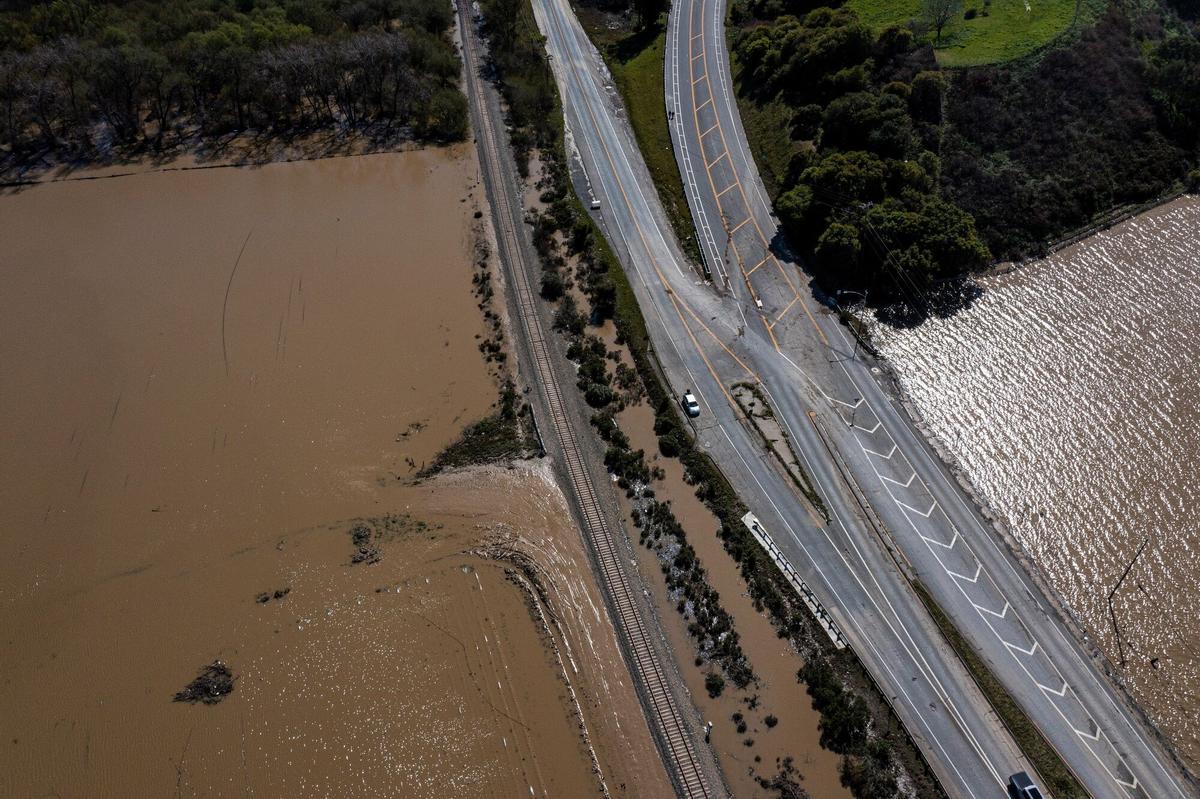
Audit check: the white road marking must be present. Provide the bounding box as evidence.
[897,500,938,518]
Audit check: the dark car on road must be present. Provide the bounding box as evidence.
[1007,772,1044,799]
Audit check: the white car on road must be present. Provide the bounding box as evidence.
[681,391,701,418]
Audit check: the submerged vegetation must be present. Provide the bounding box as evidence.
[0,0,468,170]
[480,0,759,698]
[421,383,539,475]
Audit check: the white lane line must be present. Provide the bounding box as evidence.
[948,564,983,584]
[749,381,1004,792]
[972,601,1011,620]
[897,499,937,518]
[862,444,897,460]
[667,13,723,284]
[897,486,1146,797]
[881,472,916,488]
[819,354,1151,793]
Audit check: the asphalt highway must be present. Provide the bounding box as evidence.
[525,0,1055,796]
[662,0,1195,797]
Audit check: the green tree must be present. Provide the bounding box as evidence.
[633,0,668,29]
[815,221,861,272]
[920,0,962,45]
[801,150,887,206]
[776,183,817,239]
[705,671,726,698]
[908,70,946,125]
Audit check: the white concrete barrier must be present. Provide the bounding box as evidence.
[742,512,846,650]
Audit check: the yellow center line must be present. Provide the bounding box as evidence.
[685,0,764,315]
[773,294,800,324]
[705,151,728,170]
[541,0,757,416]
[689,0,830,350]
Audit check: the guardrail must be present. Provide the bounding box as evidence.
[742,512,846,649]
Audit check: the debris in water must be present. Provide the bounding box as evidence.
[173,661,234,705]
[255,586,291,604]
[350,523,381,565]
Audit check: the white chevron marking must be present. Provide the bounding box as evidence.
[947,564,983,584]
[882,472,917,488]
[898,500,937,518]
[972,600,1010,619]
[863,444,897,460]
[1037,680,1069,697]
[1003,639,1039,657]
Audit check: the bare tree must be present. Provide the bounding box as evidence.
[920,0,962,45]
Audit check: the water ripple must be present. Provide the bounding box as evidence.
[871,196,1200,764]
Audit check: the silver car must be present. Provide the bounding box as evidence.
[681,391,701,418]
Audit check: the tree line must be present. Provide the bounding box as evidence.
[730,0,1200,307]
[941,2,1200,260]
[0,0,468,167]
[732,3,989,305]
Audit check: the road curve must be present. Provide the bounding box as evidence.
[524,0,1058,796]
[664,0,1195,797]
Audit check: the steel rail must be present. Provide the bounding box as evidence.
[455,4,713,795]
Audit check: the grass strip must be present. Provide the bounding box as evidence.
[577,16,704,268]
[912,580,1087,799]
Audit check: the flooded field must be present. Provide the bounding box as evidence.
[0,151,668,796]
[619,401,851,798]
[870,196,1200,766]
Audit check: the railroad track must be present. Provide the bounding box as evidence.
[456,4,713,797]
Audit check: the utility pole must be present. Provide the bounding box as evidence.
[835,289,868,363]
[1107,536,1150,668]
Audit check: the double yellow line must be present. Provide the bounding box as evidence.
[683,0,829,349]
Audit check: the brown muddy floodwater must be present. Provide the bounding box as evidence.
[870,196,1200,767]
[0,150,667,797]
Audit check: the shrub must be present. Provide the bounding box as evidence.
[540,270,565,300]
[705,672,726,698]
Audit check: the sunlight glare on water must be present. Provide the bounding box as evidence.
[870,196,1200,764]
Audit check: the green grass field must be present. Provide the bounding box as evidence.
[847,0,1101,67]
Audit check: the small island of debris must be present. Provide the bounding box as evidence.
[173,661,234,705]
